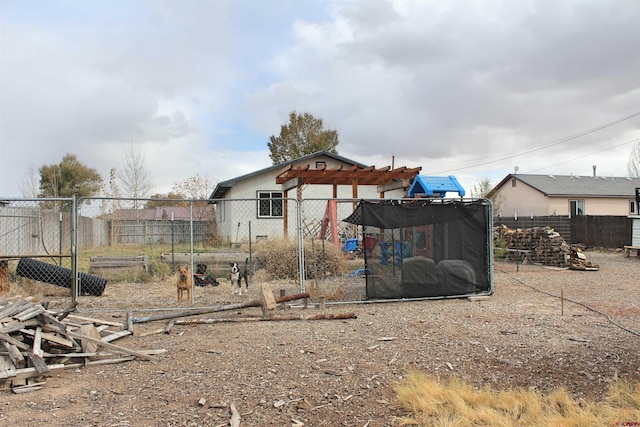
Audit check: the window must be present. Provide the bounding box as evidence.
[511,179,517,187]
[569,200,585,217]
[631,200,638,215]
[258,191,283,218]
[316,161,326,168]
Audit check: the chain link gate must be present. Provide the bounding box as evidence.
[0,197,79,303]
[299,198,368,302]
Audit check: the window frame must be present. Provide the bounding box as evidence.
[569,199,585,217]
[257,191,284,218]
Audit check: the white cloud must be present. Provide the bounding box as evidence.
[1,0,639,198]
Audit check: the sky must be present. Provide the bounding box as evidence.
[1,0,639,198]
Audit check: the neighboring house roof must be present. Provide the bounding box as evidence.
[113,206,214,221]
[489,174,640,198]
[407,175,466,198]
[209,151,369,199]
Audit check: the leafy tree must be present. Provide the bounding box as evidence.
[268,111,339,165]
[628,141,640,177]
[39,154,102,204]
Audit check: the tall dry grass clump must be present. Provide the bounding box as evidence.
[254,238,345,280]
[395,369,640,426]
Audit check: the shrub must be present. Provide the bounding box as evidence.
[254,238,345,280]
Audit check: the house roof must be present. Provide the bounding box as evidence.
[490,174,640,198]
[407,175,466,198]
[209,151,369,199]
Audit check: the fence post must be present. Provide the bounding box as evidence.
[71,195,78,302]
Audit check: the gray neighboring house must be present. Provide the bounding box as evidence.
[488,173,640,218]
[208,151,408,243]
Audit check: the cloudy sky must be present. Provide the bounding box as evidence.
[1,0,639,198]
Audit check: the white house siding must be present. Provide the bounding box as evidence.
[216,181,406,242]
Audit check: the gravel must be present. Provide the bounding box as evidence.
[2,249,639,427]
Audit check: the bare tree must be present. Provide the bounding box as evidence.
[469,177,493,198]
[172,173,215,201]
[100,167,123,216]
[119,144,153,209]
[172,173,218,243]
[470,177,503,212]
[628,141,640,177]
[19,164,40,198]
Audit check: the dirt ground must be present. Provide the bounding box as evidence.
[2,249,640,427]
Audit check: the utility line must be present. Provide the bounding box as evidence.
[427,111,640,174]
[530,137,640,173]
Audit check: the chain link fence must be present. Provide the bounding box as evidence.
[2,196,497,311]
[0,198,78,300]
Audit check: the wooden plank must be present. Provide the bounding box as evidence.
[41,332,76,349]
[0,318,40,334]
[0,331,31,351]
[2,341,25,368]
[65,330,158,362]
[0,355,17,379]
[27,353,49,375]
[0,299,30,319]
[39,311,67,333]
[28,326,49,374]
[101,330,131,343]
[14,305,45,322]
[79,324,103,354]
[66,314,125,328]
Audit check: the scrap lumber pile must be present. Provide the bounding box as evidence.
[568,247,600,271]
[495,225,569,266]
[0,297,161,393]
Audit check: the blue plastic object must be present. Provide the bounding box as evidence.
[342,238,358,252]
[407,175,465,198]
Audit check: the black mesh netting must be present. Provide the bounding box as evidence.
[343,199,492,299]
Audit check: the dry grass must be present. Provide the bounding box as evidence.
[254,238,345,280]
[395,370,640,427]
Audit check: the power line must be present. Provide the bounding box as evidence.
[530,138,640,173]
[427,111,640,174]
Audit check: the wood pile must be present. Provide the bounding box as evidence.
[568,247,600,271]
[495,225,598,270]
[0,297,162,393]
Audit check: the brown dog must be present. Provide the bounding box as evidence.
[176,264,192,303]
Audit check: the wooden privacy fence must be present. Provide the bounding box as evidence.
[571,215,632,248]
[494,215,632,248]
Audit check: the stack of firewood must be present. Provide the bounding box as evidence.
[495,225,568,266]
[568,247,600,271]
[0,297,162,393]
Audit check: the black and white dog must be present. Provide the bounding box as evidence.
[229,259,249,295]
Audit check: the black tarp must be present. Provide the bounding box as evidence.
[344,199,493,299]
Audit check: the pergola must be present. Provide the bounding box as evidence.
[275,163,422,243]
[275,163,422,199]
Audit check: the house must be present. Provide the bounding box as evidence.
[208,151,420,243]
[488,173,640,218]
